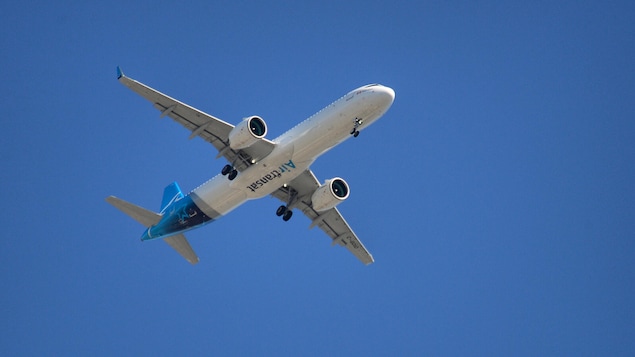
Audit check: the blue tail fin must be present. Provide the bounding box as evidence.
[160,182,184,213]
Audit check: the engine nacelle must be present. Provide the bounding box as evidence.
[228,116,268,150]
[311,177,350,212]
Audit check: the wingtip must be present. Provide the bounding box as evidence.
[116,66,124,80]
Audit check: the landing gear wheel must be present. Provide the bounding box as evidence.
[276,205,287,217]
[350,128,357,135]
[282,210,293,221]
[221,164,233,176]
[353,130,360,137]
[228,169,238,180]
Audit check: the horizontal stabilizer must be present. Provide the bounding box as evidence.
[164,234,200,265]
[106,196,161,227]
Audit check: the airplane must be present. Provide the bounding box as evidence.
[106,67,395,265]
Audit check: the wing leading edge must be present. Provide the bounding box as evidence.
[271,170,375,265]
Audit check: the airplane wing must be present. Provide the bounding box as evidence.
[116,67,275,171]
[271,170,374,265]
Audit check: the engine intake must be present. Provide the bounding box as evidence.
[228,116,267,150]
[311,177,350,212]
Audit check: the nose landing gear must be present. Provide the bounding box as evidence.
[350,118,363,137]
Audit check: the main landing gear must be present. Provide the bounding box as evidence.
[276,205,293,221]
[221,164,238,180]
[350,118,363,137]
[276,187,297,222]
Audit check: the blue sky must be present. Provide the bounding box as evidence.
[2,1,634,355]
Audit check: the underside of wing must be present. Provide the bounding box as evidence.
[117,68,275,171]
[271,170,375,265]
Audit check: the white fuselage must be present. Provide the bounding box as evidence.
[189,84,395,219]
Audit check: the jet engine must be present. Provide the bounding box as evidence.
[228,116,267,150]
[311,178,350,212]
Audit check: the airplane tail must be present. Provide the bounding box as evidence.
[160,182,184,213]
[105,182,200,265]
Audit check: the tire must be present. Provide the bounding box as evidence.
[283,210,293,221]
[222,164,232,176]
[228,169,238,180]
[353,130,360,138]
[276,205,286,216]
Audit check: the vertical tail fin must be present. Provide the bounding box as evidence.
[161,182,184,212]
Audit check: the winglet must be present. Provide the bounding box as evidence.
[116,66,124,80]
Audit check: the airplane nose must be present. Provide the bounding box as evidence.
[383,86,395,102]
[376,85,395,107]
